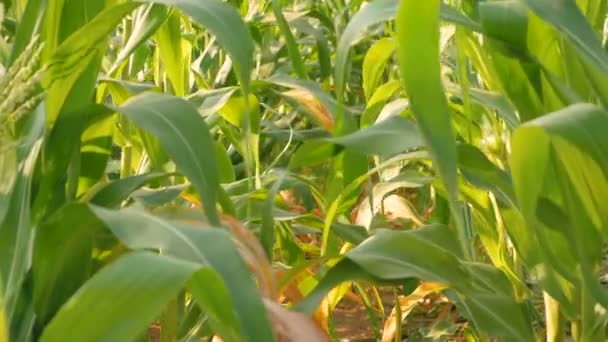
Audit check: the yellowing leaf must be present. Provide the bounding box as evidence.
[0,296,7,342]
[382,282,447,342]
[283,89,334,132]
[218,94,260,132]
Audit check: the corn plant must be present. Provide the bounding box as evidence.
[1,0,608,341]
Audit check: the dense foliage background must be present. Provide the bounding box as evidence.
[1,0,608,341]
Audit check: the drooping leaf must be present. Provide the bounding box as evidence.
[118,93,220,225]
[300,225,534,341]
[267,75,340,132]
[346,226,468,284]
[42,0,107,57]
[457,291,535,342]
[39,252,205,342]
[90,206,274,341]
[445,83,520,128]
[296,259,387,315]
[187,87,239,116]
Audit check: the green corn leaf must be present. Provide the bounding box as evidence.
[299,225,534,341]
[33,204,102,328]
[522,0,608,75]
[213,142,236,184]
[334,0,480,101]
[326,115,422,157]
[42,0,107,60]
[261,170,288,258]
[582,58,608,108]
[89,205,274,341]
[109,4,170,75]
[0,104,44,326]
[456,291,534,342]
[271,0,308,80]
[155,10,186,95]
[118,93,220,225]
[360,80,402,128]
[77,107,116,197]
[478,0,529,55]
[187,87,239,116]
[396,0,468,258]
[486,50,544,121]
[290,18,331,81]
[7,0,45,66]
[44,2,141,124]
[445,83,520,128]
[89,172,169,208]
[217,93,260,188]
[44,1,140,75]
[131,185,188,207]
[396,0,457,197]
[148,0,254,91]
[527,11,574,112]
[218,94,260,132]
[296,258,385,315]
[346,226,468,282]
[362,37,396,101]
[288,140,335,169]
[0,136,16,224]
[6,0,608,339]
[457,144,516,207]
[511,103,608,312]
[39,252,218,342]
[33,104,111,219]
